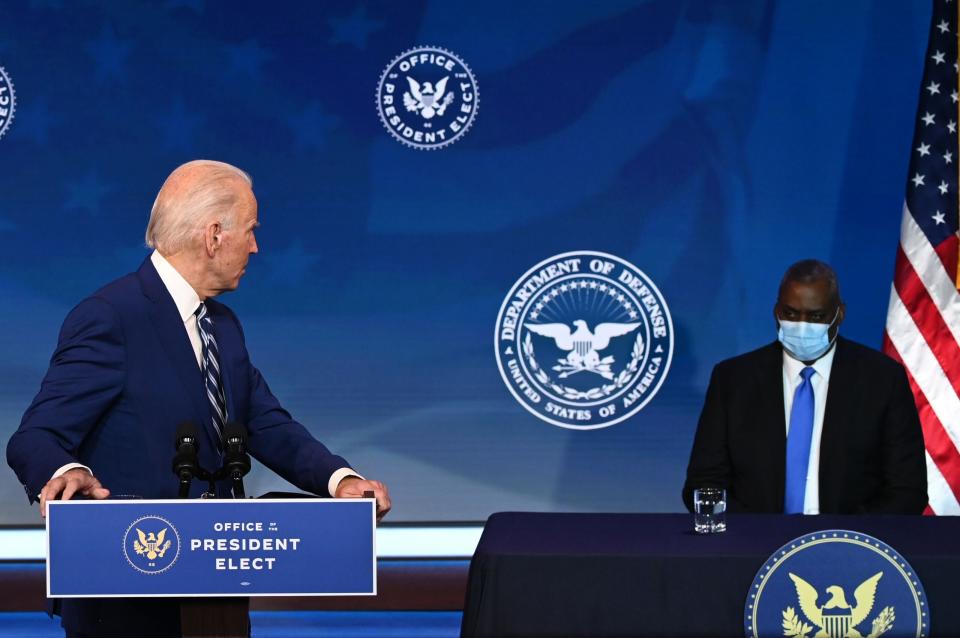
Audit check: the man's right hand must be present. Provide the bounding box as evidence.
[39,468,110,518]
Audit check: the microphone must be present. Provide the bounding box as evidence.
[172,421,200,498]
[223,422,251,499]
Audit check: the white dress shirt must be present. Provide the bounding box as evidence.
[52,251,357,497]
[781,344,836,515]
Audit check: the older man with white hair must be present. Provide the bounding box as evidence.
[7,160,391,637]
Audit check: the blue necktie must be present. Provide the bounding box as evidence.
[196,302,227,447]
[784,366,815,514]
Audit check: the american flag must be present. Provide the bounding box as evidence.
[883,0,960,515]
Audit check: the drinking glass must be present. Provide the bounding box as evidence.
[693,487,726,533]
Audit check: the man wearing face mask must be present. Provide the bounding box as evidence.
[682,259,927,515]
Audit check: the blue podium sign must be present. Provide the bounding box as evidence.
[46,499,376,597]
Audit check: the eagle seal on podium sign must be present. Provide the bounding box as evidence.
[745,530,928,638]
[122,515,181,574]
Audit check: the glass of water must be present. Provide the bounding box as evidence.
[693,487,726,533]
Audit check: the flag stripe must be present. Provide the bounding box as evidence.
[926,451,960,514]
[899,207,960,338]
[885,291,960,452]
[935,232,959,279]
[884,334,960,499]
[892,247,960,395]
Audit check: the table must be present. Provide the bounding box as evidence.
[460,513,960,637]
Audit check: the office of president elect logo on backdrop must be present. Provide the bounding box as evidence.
[746,530,929,638]
[0,64,15,139]
[376,46,478,149]
[495,251,673,430]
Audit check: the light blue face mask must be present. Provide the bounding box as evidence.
[777,308,839,362]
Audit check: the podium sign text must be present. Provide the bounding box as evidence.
[47,498,376,597]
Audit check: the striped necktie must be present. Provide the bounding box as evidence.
[784,366,816,514]
[196,302,227,447]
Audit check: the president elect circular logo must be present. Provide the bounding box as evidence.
[495,251,673,430]
[0,65,16,140]
[746,530,928,638]
[376,46,478,150]
[122,515,181,574]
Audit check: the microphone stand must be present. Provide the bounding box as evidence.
[222,423,251,500]
[173,425,200,499]
[173,424,251,499]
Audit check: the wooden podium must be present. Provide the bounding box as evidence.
[180,597,250,638]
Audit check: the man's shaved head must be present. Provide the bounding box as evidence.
[778,259,841,307]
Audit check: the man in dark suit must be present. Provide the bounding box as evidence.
[683,259,927,515]
[6,160,391,637]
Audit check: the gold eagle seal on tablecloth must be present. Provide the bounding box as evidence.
[782,571,894,638]
[746,530,927,638]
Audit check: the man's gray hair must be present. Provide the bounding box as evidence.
[145,160,253,254]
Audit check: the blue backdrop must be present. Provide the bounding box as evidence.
[0,0,932,523]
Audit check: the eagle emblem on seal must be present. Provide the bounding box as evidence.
[782,572,895,638]
[133,527,172,561]
[526,320,641,380]
[403,76,455,119]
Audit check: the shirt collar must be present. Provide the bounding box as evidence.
[150,250,201,322]
[782,340,837,382]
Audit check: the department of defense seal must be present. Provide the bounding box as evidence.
[122,515,181,575]
[0,65,16,140]
[495,251,673,430]
[376,46,478,150]
[746,530,929,638]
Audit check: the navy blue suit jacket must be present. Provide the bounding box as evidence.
[6,257,350,634]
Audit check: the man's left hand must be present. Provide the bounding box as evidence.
[335,477,391,521]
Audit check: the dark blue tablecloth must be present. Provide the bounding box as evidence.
[460,512,960,637]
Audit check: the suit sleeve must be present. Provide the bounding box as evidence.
[6,297,126,503]
[682,364,744,512]
[862,363,928,514]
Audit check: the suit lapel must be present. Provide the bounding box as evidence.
[819,338,852,513]
[755,342,787,510]
[137,259,219,453]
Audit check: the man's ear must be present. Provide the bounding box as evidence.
[203,222,222,257]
